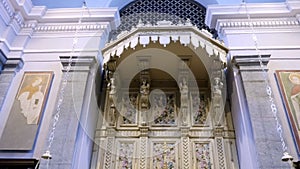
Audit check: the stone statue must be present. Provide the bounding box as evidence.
[179,78,189,107]
[180,78,189,125]
[140,80,150,125]
[108,78,116,95]
[181,107,188,125]
[107,77,117,126]
[212,77,223,106]
[140,79,150,108]
[109,106,116,126]
[212,77,224,126]
[108,77,117,106]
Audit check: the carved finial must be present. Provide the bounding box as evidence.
[177,20,183,26]
[185,18,192,26]
[137,19,144,27]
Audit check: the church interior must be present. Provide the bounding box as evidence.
[0,0,300,168]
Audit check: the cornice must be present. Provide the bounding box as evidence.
[232,55,270,71]
[2,0,119,33]
[206,2,300,29]
[1,0,46,25]
[42,8,119,23]
[1,0,14,18]
[217,18,299,29]
[216,17,300,34]
[60,56,96,72]
[1,0,23,27]
[0,50,23,72]
[30,23,109,32]
[20,8,119,33]
[9,0,46,20]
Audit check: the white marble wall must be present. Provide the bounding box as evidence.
[0,0,119,168]
[207,1,300,168]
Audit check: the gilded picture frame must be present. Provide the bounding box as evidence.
[276,70,300,153]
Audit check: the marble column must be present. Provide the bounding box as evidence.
[230,55,290,169]
[39,56,97,169]
[0,53,23,110]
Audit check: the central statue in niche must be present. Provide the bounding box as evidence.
[140,79,150,108]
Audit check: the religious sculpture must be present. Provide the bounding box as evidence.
[108,77,117,103]
[107,77,117,126]
[212,77,223,107]
[139,79,150,125]
[140,79,150,108]
[212,77,224,126]
[179,78,189,107]
[179,78,189,125]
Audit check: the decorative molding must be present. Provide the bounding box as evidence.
[1,0,14,19]
[0,0,31,28]
[182,137,190,169]
[0,51,6,71]
[102,21,228,64]
[0,51,23,73]
[104,137,114,169]
[60,56,96,72]
[149,130,181,137]
[189,130,213,138]
[13,12,24,27]
[232,55,270,71]
[215,17,300,37]
[216,18,299,31]
[216,137,226,169]
[139,126,149,137]
[206,2,300,29]
[9,0,46,20]
[31,23,109,32]
[139,137,147,169]
[42,8,119,23]
[213,127,225,137]
[116,130,140,137]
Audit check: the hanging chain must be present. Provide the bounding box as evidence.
[45,0,87,159]
[243,0,289,155]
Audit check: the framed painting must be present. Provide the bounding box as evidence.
[0,71,53,150]
[276,70,300,153]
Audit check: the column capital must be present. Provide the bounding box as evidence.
[0,51,23,73]
[60,56,96,72]
[232,55,270,71]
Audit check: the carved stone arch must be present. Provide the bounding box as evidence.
[102,21,228,125]
[103,21,227,76]
[94,2,235,169]
[98,18,232,169]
